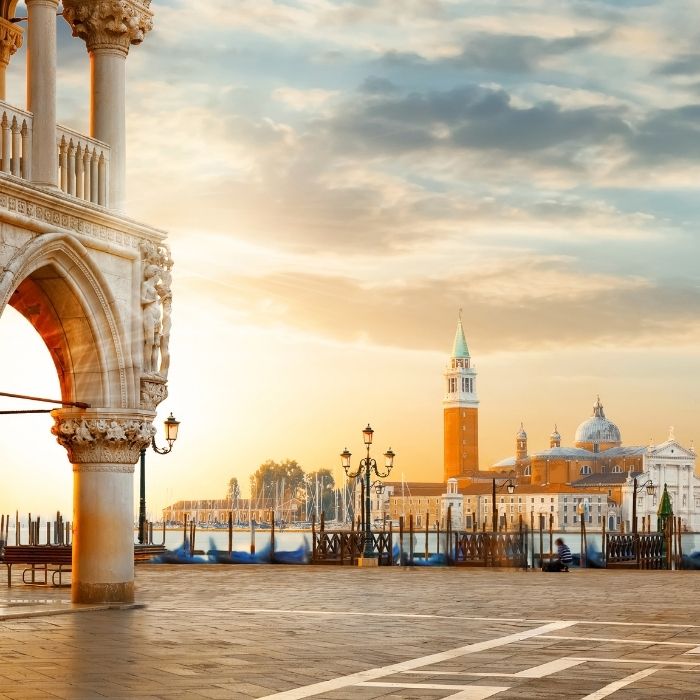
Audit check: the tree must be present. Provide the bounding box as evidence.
[251,459,306,504]
[226,477,241,504]
[306,469,336,520]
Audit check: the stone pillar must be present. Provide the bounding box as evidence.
[0,19,23,101]
[26,0,58,187]
[51,408,155,604]
[62,0,153,210]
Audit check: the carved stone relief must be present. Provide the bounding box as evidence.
[52,412,155,467]
[62,0,153,54]
[140,241,172,379]
[0,19,22,66]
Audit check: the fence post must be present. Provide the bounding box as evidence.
[424,511,429,560]
[228,511,233,556]
[409,514,414,564]
[399,516,404,566]
[602,517,606,566]
[389,522,393,566]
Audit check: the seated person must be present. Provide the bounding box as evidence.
[555,538,573,572]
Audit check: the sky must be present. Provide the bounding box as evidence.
[1,0,700,520]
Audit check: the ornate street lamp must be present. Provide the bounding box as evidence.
[491,478,515,532]
[632,477,656,534]
[341,425,395,560]
[139,412,180,544]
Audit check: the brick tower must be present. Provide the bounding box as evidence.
[443,313,479,480]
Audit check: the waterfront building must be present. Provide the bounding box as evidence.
[0,0,170,603]
[162,498,304,526]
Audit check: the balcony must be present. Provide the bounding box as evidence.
[0,100,111,208]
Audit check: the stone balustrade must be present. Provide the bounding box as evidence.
[57,125,110,207]
[0,100,112,209]
[0,102,32,180]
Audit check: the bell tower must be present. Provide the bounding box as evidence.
[443,312,479,481]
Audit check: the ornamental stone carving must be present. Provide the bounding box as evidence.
[140,376,168,410]
[0,19,22,66]
[140,241,173,378]
[62,0,153,54]
[52,410,155,467]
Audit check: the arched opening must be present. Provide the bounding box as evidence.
[0,305,70,527]
[608,514,616,531]
[0,233,132,408]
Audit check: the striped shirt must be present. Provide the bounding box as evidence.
[557,543,573,565]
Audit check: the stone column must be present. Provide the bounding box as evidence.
[52,408,155,604]
[62,0,153,210]
[26,0,58,187]
[0,19,22,101]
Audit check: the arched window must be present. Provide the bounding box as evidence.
[580,465,591,475]
[523,465,531,476]
[612,465,622,474]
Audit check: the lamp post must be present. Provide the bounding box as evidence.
[341,424,395,560]
[632,477,656,534]
[491,479,515,532]
[138,412,180,545]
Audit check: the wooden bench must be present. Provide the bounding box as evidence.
[1,543,169,587]
[134,544,167,563]
[1,545,72,587]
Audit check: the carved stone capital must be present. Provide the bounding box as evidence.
[0,19,23,66]
[62,0,153,54]
[140,376,168,410]
[51,408,156,468]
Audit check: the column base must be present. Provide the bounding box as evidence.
[72,580,134,604]
[356,557,379,568]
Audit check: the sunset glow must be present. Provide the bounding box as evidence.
[1,0,700,520]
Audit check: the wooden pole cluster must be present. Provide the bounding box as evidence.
[189,520,197,553]
[398,516,404,565]
[0,514,8,548]
[228,511,233,556]
[408,514,414,564]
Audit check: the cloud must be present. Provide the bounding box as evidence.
[380,31,610,74]
[655,53,700,77]
[322,83,631,166]
[192,258,700,355]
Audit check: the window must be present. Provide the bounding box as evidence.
[540,498,544,503]
[580,465,591,475]
[523,465,531,476]
[612,465,622,474]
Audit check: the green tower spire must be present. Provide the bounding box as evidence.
[452,309,470,359]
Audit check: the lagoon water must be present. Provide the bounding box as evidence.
[156,527,700,559]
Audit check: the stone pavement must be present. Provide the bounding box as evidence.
[2,565,700,698]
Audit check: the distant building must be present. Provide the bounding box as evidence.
[162,498,303,525]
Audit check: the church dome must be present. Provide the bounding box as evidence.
[517,422,527,440]
[575,397,621,449]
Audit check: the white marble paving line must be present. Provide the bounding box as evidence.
[257,620,574,700]
[226,607,700,629]
[407,658,586,679]
[359,682,508,700]
[571,656,700,667]
[540,634,699,648]
[580,668,658,700]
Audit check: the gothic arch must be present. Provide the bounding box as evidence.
[0,1,20,20]
[0,232,130,408]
